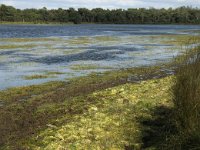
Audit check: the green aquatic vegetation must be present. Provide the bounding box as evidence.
[65,36,121,46]
[24,72,64,80]
[44,71,65,75]
[123,36,156,45]
[66,37,92,45]
[150,35,200,46]
[0,55,10,62]
[0,44,36,49]
[94,36,120,43]
[24,74,50,80]
[120,35,181,48]
[180,29,200,34]
[63,49,84,55]
[70,64,114,71]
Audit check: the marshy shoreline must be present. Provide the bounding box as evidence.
[0,46,196,149]
[0,24,200,149]
[0,61,174,149]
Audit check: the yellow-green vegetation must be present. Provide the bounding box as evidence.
[24,72,65,80]
[0,73,174,149]
[0,44,36,49]
[181,29,200,34]
[1,36,199,149]
[94,36,118,41]
[70,64,113,70]
[64,35,172,47]
[24,76,173,150]
[150,35,200,46]
[24,74,50,80]
[93,36,122,46]
[45,71,65,75]
[65,36,120,46]
[66,37,91,45]
[0,46,199,149]
[63,49,84,55]
[0,64,173,149]
[0,34,197,54]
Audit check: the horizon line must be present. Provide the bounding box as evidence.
[0,4,199,10]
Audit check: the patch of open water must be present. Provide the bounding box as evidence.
[0,24,199,90]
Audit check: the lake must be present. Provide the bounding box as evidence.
[0,24,199,90]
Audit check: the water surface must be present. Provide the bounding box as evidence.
[0,24,199,90]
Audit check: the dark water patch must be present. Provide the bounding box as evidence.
[139,44,173,47]
[54,46,89,50]
[90,45,144,52]
[23,45,146,65]
[26,50,118,64]
[12,53,36,57]
[0,50,16,55]
[56,45,142,51]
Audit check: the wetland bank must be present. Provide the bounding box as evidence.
[1,24,200,149]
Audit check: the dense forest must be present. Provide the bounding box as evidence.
[0,4,200,24]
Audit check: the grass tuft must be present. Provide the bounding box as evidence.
[168,46,200,149]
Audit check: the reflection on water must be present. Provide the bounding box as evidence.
[0,24,199,90]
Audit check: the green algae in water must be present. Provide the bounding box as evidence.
[149,34,200,46]
[44,71,65,75]
[70,64,114,71]
[0,32,198,90]
[66,37,92,45]
[24,72,65,80]
[0,44,36,49]
[63,48,85,55]
[24,74,51,80]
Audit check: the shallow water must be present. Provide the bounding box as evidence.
[0,24,199,90]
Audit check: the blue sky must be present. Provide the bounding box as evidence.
[0,0,200,9]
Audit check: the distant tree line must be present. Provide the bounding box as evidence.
[0,4,200,24]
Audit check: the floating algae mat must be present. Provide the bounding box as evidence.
[0,24,200,89]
